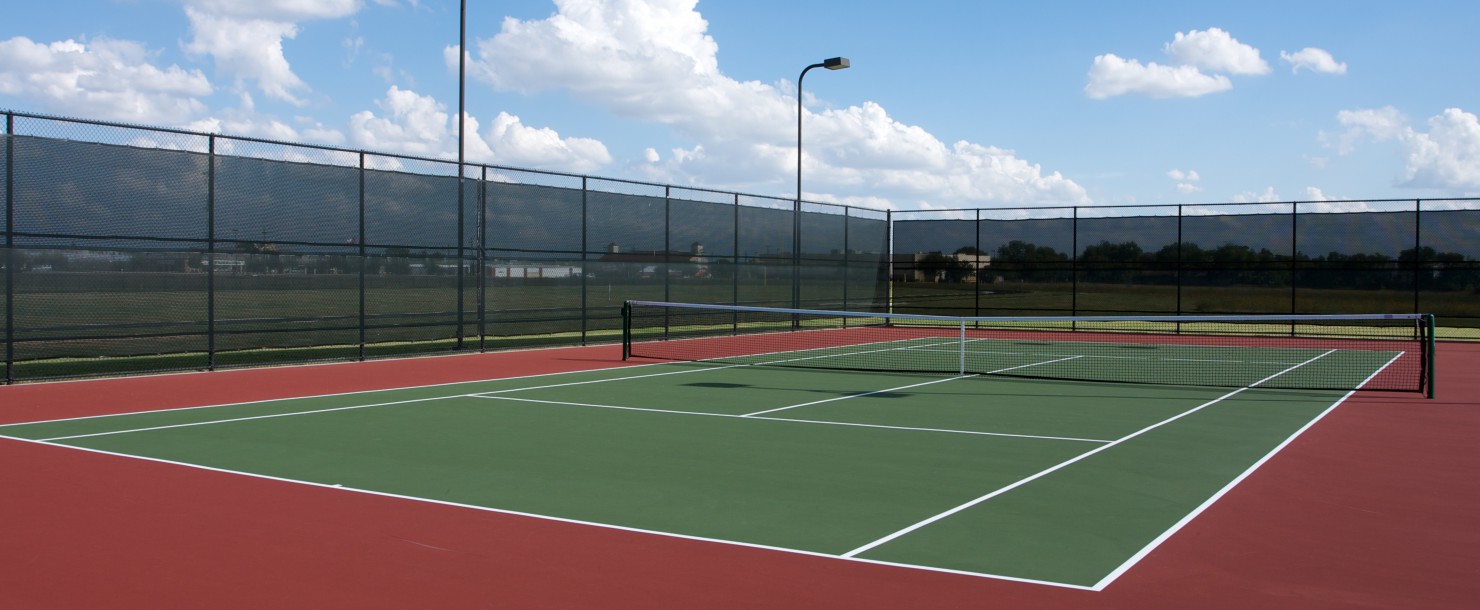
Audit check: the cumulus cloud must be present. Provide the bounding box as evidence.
[181,0,364,105]
[483,111,612,173]
[463,0,1088,207]
[348,85,453,157]
[1086,27,1269,99]
[1085,54,1231,99]
[1167,168,1203,194]
[1404,108,1480,192]
[1280,47,1347,74]
[347,86,610,173]
[1301,186,1336,201]
[1232,186,1281,203]
[1334,106,1407,150]
[0,36,212,124]
[1164,28,1270,75]
[1332,106,1480,193]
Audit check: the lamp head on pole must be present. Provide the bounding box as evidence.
[822,57,850,70]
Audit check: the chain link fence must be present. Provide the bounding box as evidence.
[4,110,1476,382]
[2,111,889,382]
[891,201,1480,326]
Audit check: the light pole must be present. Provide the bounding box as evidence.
[456,0,467,349]
[795,57,849,314]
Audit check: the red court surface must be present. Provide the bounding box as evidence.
[2,343,1477,609]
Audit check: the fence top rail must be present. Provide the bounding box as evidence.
[626,300,1430,325]
[0,108,873,215]
[890,197,1480,217]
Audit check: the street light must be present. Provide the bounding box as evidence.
[795,56,850,314]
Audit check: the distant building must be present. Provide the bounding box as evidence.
[892,252,990,282]
[600,241,711,279]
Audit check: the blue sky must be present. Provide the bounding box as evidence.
[2,0,1477,212]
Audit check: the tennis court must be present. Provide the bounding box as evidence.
[0,304,1433,590]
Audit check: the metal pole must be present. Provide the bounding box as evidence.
[843,208,851,320]
[206,135,217,370]
[795,65,810,320]
[1414,199,1422,314]
[478,165,487,351]
[974,208,981,318]
[5,112,15,383]
[886,209,894,316]
[455,0,467,350]
[358,152,367,360]
[795,57,849,319]
[1290,202,1299,318]
[580,177,589,344]
[1071,206,1079,321]
[1176,204,1183,317]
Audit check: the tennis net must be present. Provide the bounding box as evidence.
[622,301,1435,396]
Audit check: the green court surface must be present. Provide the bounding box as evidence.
[0,348,1388,589]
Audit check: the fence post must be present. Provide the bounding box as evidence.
[478,165,487,352]
[455,163,466,350]
[4,112,13,383]
[886,209,893,316]
[732,193,739,334]
[1175,205,1183,318]
[663,185,671,339]
[974,208,982,319]
[206,134,216,371]
[1071,206,1079,321]
[843,208,851,319]
[1413,199,1422,314]
[357,152,367,361]
[580,176,589,345]
[1292,202,1300,317]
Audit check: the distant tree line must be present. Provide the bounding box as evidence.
[930,240,1479,291]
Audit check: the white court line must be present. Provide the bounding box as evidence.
[0,359,679,428]
[37,393,473,442]
[472,395,1112,444]
[1088,351,1405,591]
[738,375,976,418]
[840,348,1337,559]
[0,433,1095,590]
[5,337,966,441]
[739,355,1084,418]
[917,346,1308,366]
[20,362,750,441]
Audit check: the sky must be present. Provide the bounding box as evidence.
[2,0,1478,214]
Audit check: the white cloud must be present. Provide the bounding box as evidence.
[483,111,612,173]
[1403,108,1480,192]
[1232,186,1281,203]
[1333,106,1480,193]
[465,0,1088,207]
[0,36,212,124]
[182,0,363,22]
[180,0,364,106]
[1087,27,1270,99]
[348,85,452,157]
[346,86,609,173]
[1167,168,1201,181]
[1329,106,1406,154]
[1085,53,1231,99]
[1302,186,1336,201]
[1164,28,1270,75]
[1280,47,1347,74]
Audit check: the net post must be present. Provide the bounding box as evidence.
[958,319,966,375]
[621,301,632,360]
[1425,313,1435,399]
